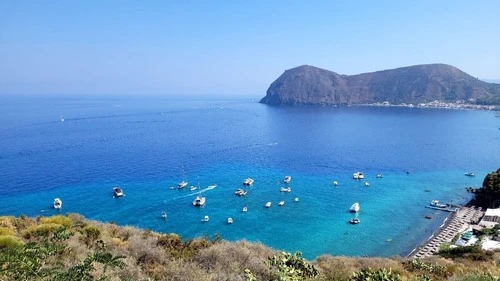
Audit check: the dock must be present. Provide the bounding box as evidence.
[424,205,458,212]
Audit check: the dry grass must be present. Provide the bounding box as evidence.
[1,214,499,281]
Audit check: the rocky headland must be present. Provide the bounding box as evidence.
[260,64,500,108]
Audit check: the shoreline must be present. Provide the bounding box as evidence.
[406,206,485,259]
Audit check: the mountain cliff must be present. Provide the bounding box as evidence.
[260,64,500,106]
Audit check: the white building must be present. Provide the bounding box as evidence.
[479,208,500,228]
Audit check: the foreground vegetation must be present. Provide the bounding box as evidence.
[0,214,499,280]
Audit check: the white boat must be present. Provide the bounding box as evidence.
[178,181,188,189]
[235,188,247,196]
[53,198,62,209]
[353,172,364,179]
[333,181,338,186]
[376,174,383,178]
[265,201,272,208]
[161,212,167,219]
[280,187,291,192]
[242,206,248,212]
[113,187,124,197]
[202,215,209,222]
[350,202,360,212]
[294,197,299,202]
[207,184,217,189]
[227,217,233,224]
[349,218,360,224]
[284,176,291,183]
[278,200,285,206]
[430,200,447,208]
[243,178,254,185]
[60,115,65,122]
[465,172,475,177]
[193,194,206,206]
[178,165,188,189]
[189,186,197,191]
[365,182,370,186]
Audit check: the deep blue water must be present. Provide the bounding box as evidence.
[1,96,499,259]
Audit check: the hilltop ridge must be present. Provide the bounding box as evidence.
[260,64,500,106]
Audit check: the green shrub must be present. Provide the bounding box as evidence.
[268,251,319,281]
[439,245,494,261]
[41,215,73,228]
[350,267,401,281]
[0,235,24,248]
[22,223,65,239]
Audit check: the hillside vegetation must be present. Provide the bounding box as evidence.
[0,214,499,280]
[473,168,500,208]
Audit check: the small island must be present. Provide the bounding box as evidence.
[260,64,500,108]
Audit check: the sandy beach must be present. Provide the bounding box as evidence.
[408,207,485,259]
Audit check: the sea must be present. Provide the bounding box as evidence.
[1,95,499,260]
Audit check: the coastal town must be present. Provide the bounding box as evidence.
[369,100,499,111]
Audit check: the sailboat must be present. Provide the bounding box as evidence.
[178,165,188,189]
[60,115,65,122]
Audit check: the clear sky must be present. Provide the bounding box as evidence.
[1,0,499,97]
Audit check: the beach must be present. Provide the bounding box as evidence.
[408,206,485,259]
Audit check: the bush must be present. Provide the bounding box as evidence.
[22,223,65,239]
[80,225,101,246]
[0,235,24,248]
[41,215,73,228]
[350,267,401,281]
[439,245,494,261]
[455,273,500,281]
[0,227,14,236]
[268,251,319,281]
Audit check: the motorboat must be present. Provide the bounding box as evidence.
[202,215,209,222]
[53,198,62,209]
[349,218,360,224]
[227,217,233,224]
[265,202,272,208]
[235,188,247,196]
[333,181,338,186]
[243,178,254,185]
[353,172,364,179]
[113,187,124,197]
[430,200,447,208]
[294,197,299,202]
[207,184,217,189]
[350,202,360,212]
[193,194,206,206]
[161,212,167,219]
[242,206,248,212]
[465,172,475,177]
[284,176,291,183]
[178,181,188,189]
[424,215,432,219]
[60,115,64,122]
[365,182,370,187]
[376,174,383,178]
[278,200,285,206]
[280,187,291,192]
[189,186,197,191]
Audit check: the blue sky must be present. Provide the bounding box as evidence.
[1,0,499,96]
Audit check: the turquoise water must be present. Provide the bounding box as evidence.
[0,96,497,259]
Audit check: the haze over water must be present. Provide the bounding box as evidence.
[1,96,498,259]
